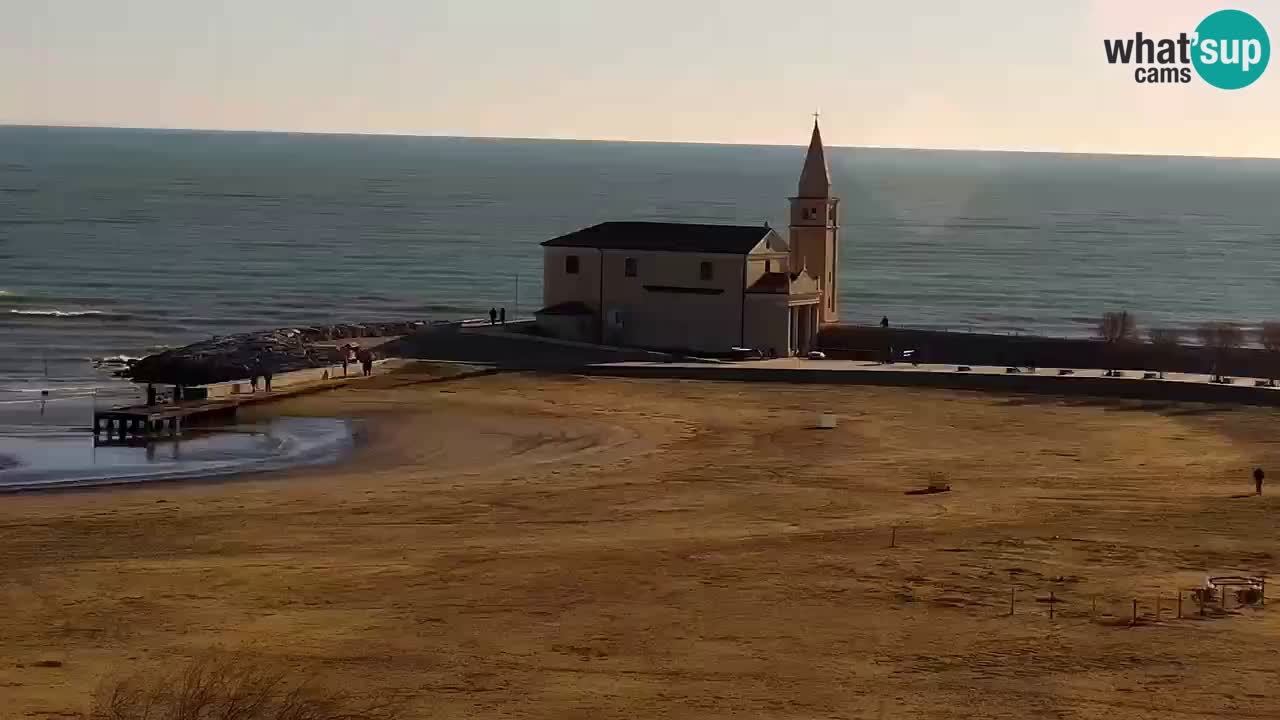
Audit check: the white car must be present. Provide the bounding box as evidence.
[806,351,827,360]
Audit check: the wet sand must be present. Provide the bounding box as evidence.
[2,364,1279,718]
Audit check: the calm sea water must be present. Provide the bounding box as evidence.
[3,125,1280,404]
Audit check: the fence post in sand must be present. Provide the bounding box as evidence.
[1177,592,1183,619]
[1010,587,1016,616]
[1131,599,1138,625]
[1155,596,1160,620]
[1049,591,1055,620]
[1262,578,1266,607]
[890,527,896,548]
[1092,595,1096,618]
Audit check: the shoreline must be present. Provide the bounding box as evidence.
[0,360,495,494]
[0,416,358,495]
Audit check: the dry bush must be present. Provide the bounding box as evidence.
[1097,311,1138,374]
[1097,311,1138,344]
[1260,322,1280,353]
[1147,327,1182,347]
[1147,328,1182,377]
[1260,322,1280,384]
[1196,321,1244,381]
[87,650,402,720]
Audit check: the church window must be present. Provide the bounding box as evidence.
[565,255,579,274]
[699,261,713,281]
[624,257,637,277]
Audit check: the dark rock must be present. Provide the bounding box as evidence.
[123,320,423,386]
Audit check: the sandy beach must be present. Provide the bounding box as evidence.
[3,363,1280,718]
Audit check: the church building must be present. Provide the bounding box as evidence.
[536,120,841,356]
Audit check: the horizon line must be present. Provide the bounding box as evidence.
[3,122,1279,162]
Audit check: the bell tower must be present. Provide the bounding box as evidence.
[789,117,840,323]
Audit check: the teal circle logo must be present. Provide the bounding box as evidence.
[1193,9,1270,89]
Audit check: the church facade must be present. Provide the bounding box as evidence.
[536,121,841,357]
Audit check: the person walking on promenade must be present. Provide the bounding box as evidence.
[489,307,498,325]
[357,347,373,376]
[1255,467,1265,496]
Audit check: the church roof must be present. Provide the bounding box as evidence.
[747,269,823,295]
[797,119,831,198]
[746,272,791,294]
[535,301,595,316]
[542,221,772,254]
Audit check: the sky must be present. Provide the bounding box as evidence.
[2,0,1278,157]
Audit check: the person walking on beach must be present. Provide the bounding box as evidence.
[341,349,349,377]
[880,316,890,329]
[1255,467,1265,496]
[357,348,373,376]
[489,307,498,325]
[500,307,506,324]
[263,368,273,392]
[249,371,259,393]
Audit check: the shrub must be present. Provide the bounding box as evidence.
[87,650,402,720]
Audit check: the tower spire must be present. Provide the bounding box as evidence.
[797,117,831,198]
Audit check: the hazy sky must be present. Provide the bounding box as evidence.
[3,0,1277,157]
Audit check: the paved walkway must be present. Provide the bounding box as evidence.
[687,358,1280,389]
[583,357,1280,405]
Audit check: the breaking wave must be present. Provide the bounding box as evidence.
[7,309,134,321]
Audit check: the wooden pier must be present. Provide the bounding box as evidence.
[91,357,416,446]
[90,361,398,446]
[93,398,240,443]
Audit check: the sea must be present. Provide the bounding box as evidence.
[1,125,1278,484]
